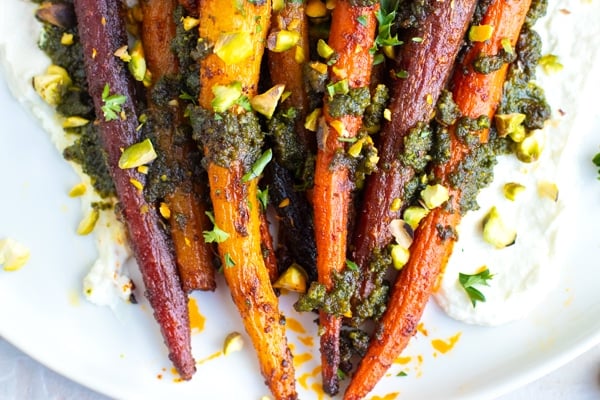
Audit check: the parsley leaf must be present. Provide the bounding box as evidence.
[593,152,600,179]
[203,211,230,243]
[101,84,127,121]
[257,186,269,210]
[224,253,236,268]
[374,2,403,48]
[458,268,494,307]
[357,14,368,27]
[345,260,359,271]
[396,371,407,377]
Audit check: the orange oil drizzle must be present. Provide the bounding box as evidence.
[431,332,462,354]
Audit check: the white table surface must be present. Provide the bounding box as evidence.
[1,336,598,400]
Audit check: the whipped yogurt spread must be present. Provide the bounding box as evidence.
[0,0,597,324]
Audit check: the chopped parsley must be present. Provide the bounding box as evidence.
[242,148,272,182]
[224,253,236,268]
[357,14,368,27]
[100,83,126,121]
[345,259,359,271]
[458,268,494,307]
[203,211,230,243]
[257,186,269,210]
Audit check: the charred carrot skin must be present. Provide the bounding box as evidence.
[313,1,378,395]
[351,0,478,298]
[344,1,533,398]
[73,0,195,379]
[197,1,297,398]
[140,0,216,292]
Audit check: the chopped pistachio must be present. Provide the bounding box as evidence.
[317,39,335,59]
[60,32,74,46]
[128,40,147,82]
[118,138,157,169]
[383,108,392,121]
[273,263,308,293]
[214,31,253,64]
[539,54,563,75]
[304,108,322,132]
[62,116,90,128]
[137,165,149,174]
[159,202,171,219]
[294,45,305,63]
[382,45,395,60]
[469,25,494,42]
[495,113,526,141]
[388,219,414,249]
[390,198,402,212]
[347,138,365,158]
[403,206,429,230]
[503,182,526,201]
[501,38,514,54]
[77,208,100,236]
[390,244,410,270]
[182,16,200,31]
[211,82,243,113]
[223,332,244,355]
[329,119,346,136]
[0,238,30,271]
[129,178,144,192]
[68,183,87,197]
[32,65,72,106]
[268,30,301,52]
[482,206,516,249]
[516,130,543,163]
[538,181,559,201]
[309,61,328,75]
[326,79,349,98]
[420,184,450,209]
[250,84,286,119]
[114,45,131,62]
[272,0,285,12]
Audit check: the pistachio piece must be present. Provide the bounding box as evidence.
[128,40,147,82]
[420,184,450,209]
[33,65,72,106]
[77,208,100,236]
[538,181,559,201]
[211,81,243,113]
[268,30,301,53]
[388,219,414,249]
[0,238,30,271]
[516,130,543,163]
[118,138,157,169]
[35,1,76,29]
[403,206,429,230]
[503,182,526,201]
[304,108,322,132]
[306,0,328,18]
[223,332,244,355]
[468,25,494,42]
[482,206,516,249]
[214,31,253,64]
[390,244,410,270]
[68,183,87,197]
[62,116,90,128]
[272,263,308,293]
[494,113,526,141]
[250,84,286,119]
[317,39,335,59]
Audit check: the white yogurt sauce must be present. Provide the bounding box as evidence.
[0,0,133,308]
[1,0,598,324]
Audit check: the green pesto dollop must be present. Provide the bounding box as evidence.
[171,6,200,98]
[362,84,390,132]
[350,248,391,326]
[398,122,432,171]
[473,49,516,74]
[294,268,359,317]
[339,328,370,374]
[327,86,371,118]
[267,107,306,175]
[189,107,264,170]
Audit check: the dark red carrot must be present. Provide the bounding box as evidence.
[351,0,478,300]
[344,1,533,398]
[73,0,195,379]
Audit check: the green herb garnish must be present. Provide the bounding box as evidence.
[224,253,236,268]
[593,152,600,179]
[345,260,359,271]
[458,268,494,307]
[242,149,272,182]
[203,211,230,243]
[101,84,126,121]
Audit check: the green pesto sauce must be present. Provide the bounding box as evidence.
[398,122,432,171]
[36,4,115,198]
[473,49,516,74]
[348,0,378,7]
[172,6,200,98]
[350,247,391,326]
[63,124,116,198]
[294,268,359,317]
[395,0,433,30]
[339,328,370,374]
[525,0,548,27]
[497,27,550,130]
[362,84,389,132]
[327,86,371,118]
[189,107,264,170]
[435,90,460,127]
[267,107,306,176]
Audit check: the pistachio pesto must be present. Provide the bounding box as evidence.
[294,267,359,317]
[327,86,371,118]
[398,122,432,171]
[267,107,307,176]
[189,107,264,170]
[171,5,201,98]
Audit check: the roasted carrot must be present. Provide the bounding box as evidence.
[140,0,216,292]
[344,1,533,398]
[73,0,195,379]
[312,0,378,395]
[351,0,477,299]
[195,0,296,398]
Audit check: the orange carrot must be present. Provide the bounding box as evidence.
[197,0,296,398]
[141,0,216,292]
[312,0,378,395]
[344,1,533,398]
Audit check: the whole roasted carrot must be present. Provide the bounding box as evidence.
[194,0,296,398]
[351,0,477,299]
[73,0,195,379]
[140,0,216,292]
[312,0,378,395]
[344,1,533,398]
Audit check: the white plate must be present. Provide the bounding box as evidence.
[1,0,600,399]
